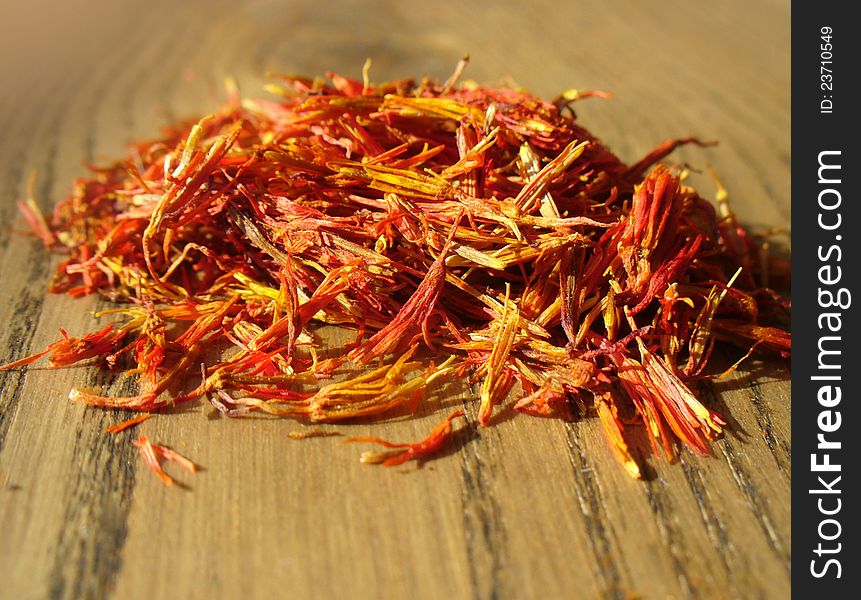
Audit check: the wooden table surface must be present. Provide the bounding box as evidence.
[0,1,790,599]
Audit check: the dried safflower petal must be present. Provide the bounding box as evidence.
[132,434,197,487]
[348,409,465,467]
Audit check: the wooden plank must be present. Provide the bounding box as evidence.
[0,1,790,598]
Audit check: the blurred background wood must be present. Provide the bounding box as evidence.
[0,1,790,598]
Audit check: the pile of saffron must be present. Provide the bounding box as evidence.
[2,67,790,480]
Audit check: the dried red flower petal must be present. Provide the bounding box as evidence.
[348,409,466,466]
[105,413,152,434]
[132,434,197,486]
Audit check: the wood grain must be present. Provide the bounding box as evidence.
[0,1,790,599]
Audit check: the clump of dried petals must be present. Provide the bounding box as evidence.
[0,64,790,477]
